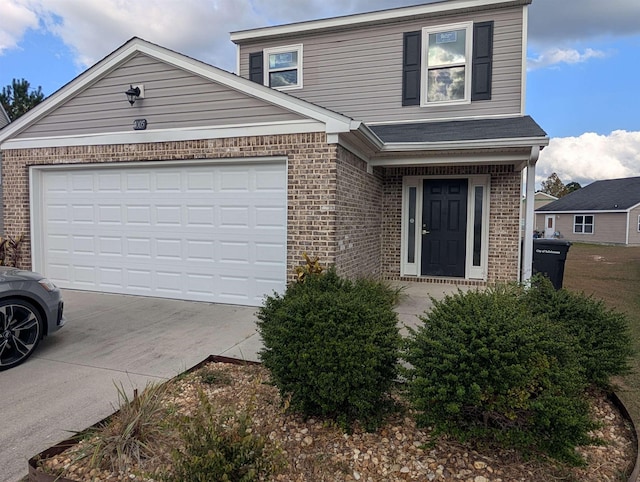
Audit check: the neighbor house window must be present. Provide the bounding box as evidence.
[264,45,302,90]
[421,22,472,105]
[574,215,594,234]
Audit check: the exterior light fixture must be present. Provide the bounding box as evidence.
[125,84,143,106]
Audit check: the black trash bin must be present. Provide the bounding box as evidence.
[532,238,572,289]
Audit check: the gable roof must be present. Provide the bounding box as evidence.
[537,177,640,212]
[231,0,531,43]
[0,37,363,149]
[370,116,548,148]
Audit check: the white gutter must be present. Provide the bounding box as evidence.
[521,145,539,282]
[381,136,549,152]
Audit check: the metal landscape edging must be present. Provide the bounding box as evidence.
[27,358,639,482]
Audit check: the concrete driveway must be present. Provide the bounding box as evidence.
[0,289,261,482]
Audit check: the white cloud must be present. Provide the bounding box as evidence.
[0,0,39,54]
[1,0,638,73]
[0,0,423,72]
[528,47,608,70]
[537,131,640,187]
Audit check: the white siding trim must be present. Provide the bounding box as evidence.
[3,120,327,150]
[520,4,528,114]
[380,136,549,151]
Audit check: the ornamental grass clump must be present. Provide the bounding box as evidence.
[257,267,402,430]
[403,285,598,465]
[80,381,170,472]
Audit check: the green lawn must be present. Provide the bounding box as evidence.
[562,242,640,422]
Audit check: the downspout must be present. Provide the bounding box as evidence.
[521,145,540,282]
[626,210,630,245]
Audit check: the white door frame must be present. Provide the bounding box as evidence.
[544,215,556,238]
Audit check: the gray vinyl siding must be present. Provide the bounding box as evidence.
[627,205,640,246]
[16,53,304,139]
[238,6,524,123]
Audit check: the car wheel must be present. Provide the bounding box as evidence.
[0,300,43,370]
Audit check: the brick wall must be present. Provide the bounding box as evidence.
[3,135,523,285]
[2,134,341,279]
[382,164,521,283]
[334,146,384,279]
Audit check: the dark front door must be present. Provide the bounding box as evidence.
[421,179,468,277]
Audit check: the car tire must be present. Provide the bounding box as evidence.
[0,299,43,370]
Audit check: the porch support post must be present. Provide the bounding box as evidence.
[522,145,540,282]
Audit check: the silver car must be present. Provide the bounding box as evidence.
[0,267,65,370]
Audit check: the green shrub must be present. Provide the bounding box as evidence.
[403,285,597,465]
[524,275,634,387]
[257,268,401,429]
[166,392,278,482]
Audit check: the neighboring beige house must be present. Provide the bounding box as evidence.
[0,0,547,306]
[536,177,640,245]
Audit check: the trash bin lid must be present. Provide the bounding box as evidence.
[533,238,572,247]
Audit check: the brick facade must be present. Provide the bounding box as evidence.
[335,146,384,279]
[3,134,522,287]
[2,134,343,280]
[381,164,521,284]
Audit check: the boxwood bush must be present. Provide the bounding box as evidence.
[403,285,597,465]
[524,275,633,387]
[257,268,401,429]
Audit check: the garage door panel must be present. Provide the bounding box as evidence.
[37,162,286,306]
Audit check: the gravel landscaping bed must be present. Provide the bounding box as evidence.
[38,361,636,482]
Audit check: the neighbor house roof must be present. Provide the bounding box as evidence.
[370,116,547,145]
[537,177,640,212]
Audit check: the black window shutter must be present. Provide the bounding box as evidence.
[471,21,494,101]
[402,31,421,106]
[249,52,264,84]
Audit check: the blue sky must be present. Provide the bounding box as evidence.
[1,0,639,186]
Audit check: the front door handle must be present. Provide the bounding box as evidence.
[422,230,430,235]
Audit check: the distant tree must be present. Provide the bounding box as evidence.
[564,181,582,195]
[540,172,566,197]
[0,78,45,121]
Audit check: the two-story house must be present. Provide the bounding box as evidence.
[0,0,546,306]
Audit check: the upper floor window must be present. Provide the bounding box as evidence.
[422,22,472,105]
[263,45,303,90]
[402,21,493,107]
[574,215,594,234]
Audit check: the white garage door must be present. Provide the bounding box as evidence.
[32,161,287,306]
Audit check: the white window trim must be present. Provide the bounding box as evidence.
[401,174,490,280]
[420,21,473,107]
[263,44,303,91]
[637,214,640,232]
[573,214,594,234]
